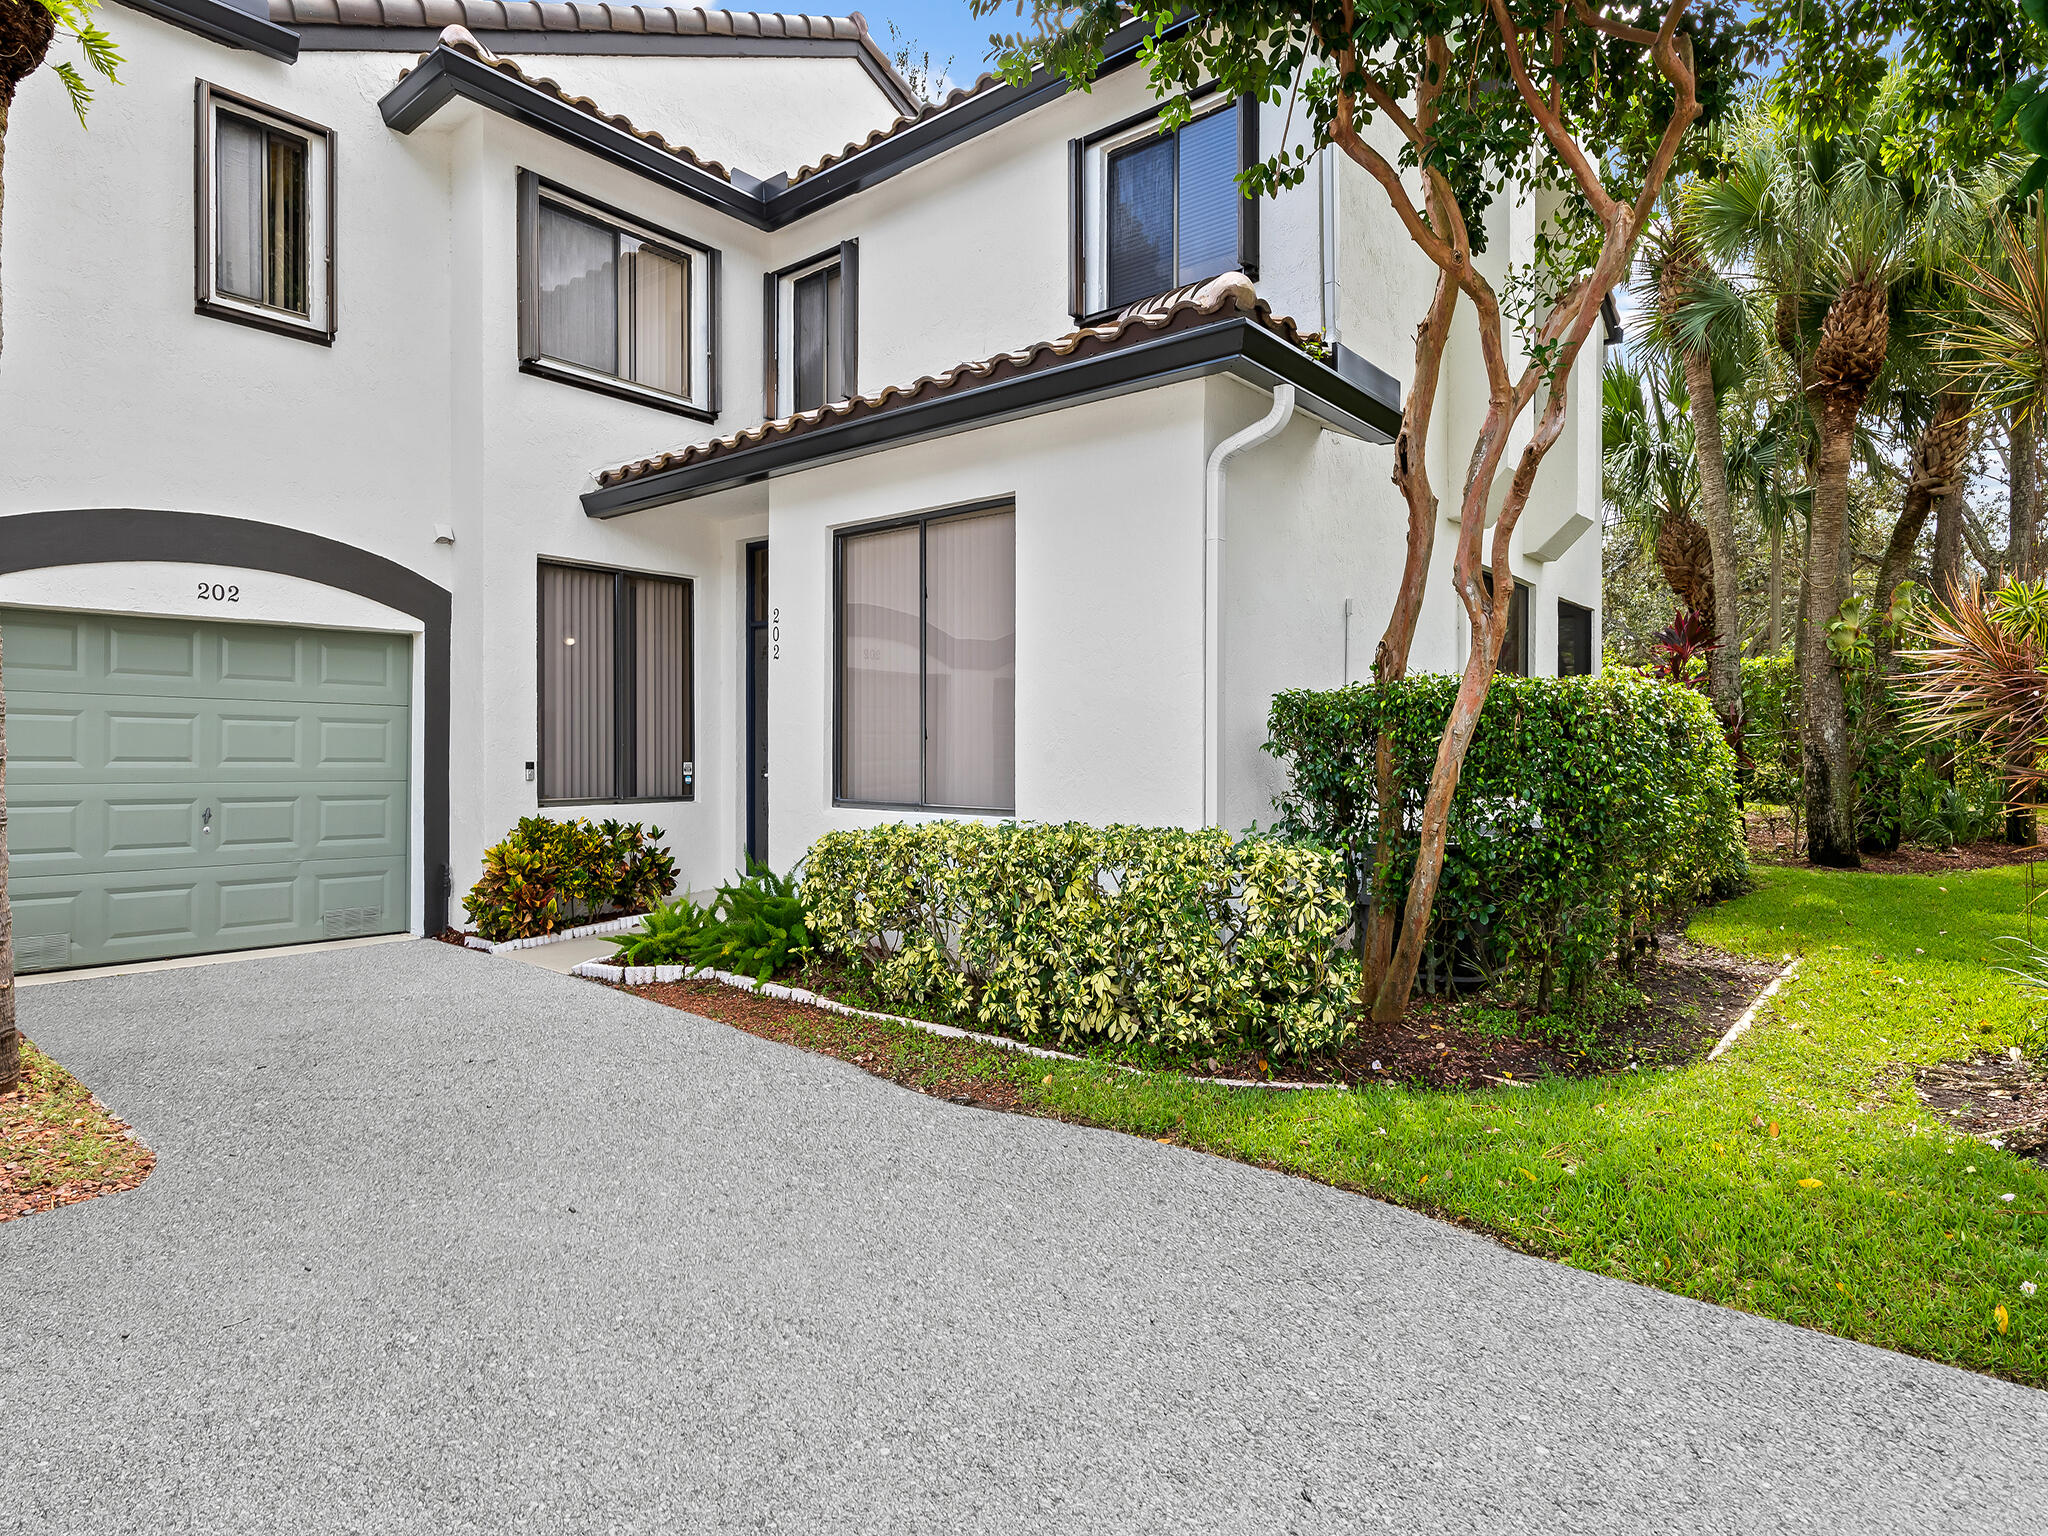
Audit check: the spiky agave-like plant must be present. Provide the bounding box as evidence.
[1896,579,2048,806]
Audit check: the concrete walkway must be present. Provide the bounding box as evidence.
[4,941,2045,1533]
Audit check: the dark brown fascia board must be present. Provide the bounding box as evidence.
[379,46,774,226]
[303,28,917,116]
[581,316,1403,519]
[759,13,1190,223]
[379,14,1183,233]
[113,0,301,62]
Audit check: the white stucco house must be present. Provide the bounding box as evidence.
[0,0,1604,972]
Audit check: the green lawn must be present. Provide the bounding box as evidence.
[1010,864,2048,1384]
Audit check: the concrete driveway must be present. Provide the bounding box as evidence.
[4,941,2045,1534]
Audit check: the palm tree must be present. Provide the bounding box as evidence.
[1641,219,1751,727]
[1692,96,1948,865]
[0,0,118,1093]
[1603,356,1716,623]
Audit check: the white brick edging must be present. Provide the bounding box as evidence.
[462,913,645,955]
[567,959,1330,1091]
[1707,956,1802,1061]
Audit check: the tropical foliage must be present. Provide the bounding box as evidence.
[1265,671,1747,1010]
[607,863,813,983]
[803,822,1357,1057]
[462,817,677,942]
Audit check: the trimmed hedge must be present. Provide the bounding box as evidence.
[464,816,677,941]
[1265,670,1747,1001]
[802,822,1358,1057]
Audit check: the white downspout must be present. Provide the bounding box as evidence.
[1319,148,1343,351]
[1204,383,1297,827]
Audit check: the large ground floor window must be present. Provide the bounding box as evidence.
[538,561,693,804]
[836,503,1016,813]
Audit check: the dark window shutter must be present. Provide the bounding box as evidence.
[836,238,859,399]
[704,247,721,417]
[1237,93,1260,282]
[516,169,541,363]
[762,269,778,417]
[1068,136,1086,320]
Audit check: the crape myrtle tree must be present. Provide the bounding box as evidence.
[974,0,1738,1020]
[0,0,118,1092]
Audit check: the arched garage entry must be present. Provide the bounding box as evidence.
[0,510,451,962]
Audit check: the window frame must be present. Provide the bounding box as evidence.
[832,498,1016,816]
[764,240,860,418]
[535,558,697,806]
[516,171,721,421]
[194,81,336,346]
[1071,87,1259,323]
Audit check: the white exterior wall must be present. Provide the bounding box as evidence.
[758,385,1211,869]
[1,11,1606,937]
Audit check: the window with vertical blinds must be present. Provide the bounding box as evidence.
[790,260,852,414]
[1103,100,1242,310]
[538,562,694,803]
[517,174,716,416]
[838,507,1016,812]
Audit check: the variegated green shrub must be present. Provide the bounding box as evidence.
[802,822,1358,1057]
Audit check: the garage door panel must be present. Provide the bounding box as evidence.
[3,613,410,707]
[8,857,409,971]
[7,696,406,782]
[2,608,410,970]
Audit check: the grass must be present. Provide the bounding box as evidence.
[675,864,2048,1385]
[0,1037,155,1223]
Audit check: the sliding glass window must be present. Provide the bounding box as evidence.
[837,506,1016,812]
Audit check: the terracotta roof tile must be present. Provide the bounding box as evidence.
[272,1,872,41]
[785,70,1006,185]
[595,273,1313,488]
[402,27,735,181]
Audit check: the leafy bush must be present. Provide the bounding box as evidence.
[607,862,812,982]
[1740,655,1800,807]
[1265,669,1746,1006]
[802,822,1357,1057]
[463,816,677,941]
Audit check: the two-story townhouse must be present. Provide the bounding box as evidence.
[0,0,1605,975]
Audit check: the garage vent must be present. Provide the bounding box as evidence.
[15,934,72,972]
[321,906,384,940]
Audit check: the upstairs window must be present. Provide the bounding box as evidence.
[518,172,720,419]
[1073,95,1256,319]
[1482,572,1533,677]
[196,83,334,343]
[767,242,859,417]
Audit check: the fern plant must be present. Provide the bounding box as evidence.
[605,861,812,983]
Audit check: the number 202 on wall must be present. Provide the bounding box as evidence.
[197,581,240,602]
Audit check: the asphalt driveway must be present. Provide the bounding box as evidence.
[4,940,2046,1533]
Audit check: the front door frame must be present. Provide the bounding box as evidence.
[743,539,769,868]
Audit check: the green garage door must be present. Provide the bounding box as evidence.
[1,608,410,972]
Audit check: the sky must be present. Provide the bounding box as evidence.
[823,1,1001,91]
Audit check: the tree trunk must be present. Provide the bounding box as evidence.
[1803,400,1861,866]
[1767,516,1784,651]
[1876,395,1971,654]
[1681,348,1740,726]
[1932,481,1963,602]
[2012,411,2038,580]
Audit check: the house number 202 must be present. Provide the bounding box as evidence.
[197,581,240,603]
[771,607,780,660]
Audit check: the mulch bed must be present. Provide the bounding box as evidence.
[1,1040,156,1224]
[614,932,1783,1095]
[1916,1053,2048,1166]
[632,978,1029,1114]
[1281,934,1782,1090]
